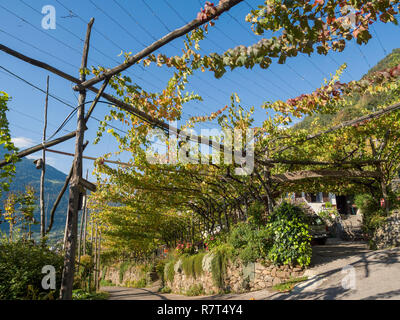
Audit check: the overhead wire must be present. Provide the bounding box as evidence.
[54,0,218,126]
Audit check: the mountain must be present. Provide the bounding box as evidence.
[0,147,69,239]
[294,48,400,130]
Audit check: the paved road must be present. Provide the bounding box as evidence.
[103,239,400,300]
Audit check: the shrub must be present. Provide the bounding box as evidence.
[355,193,387,245]
[205,232,228,250]
[185,284,204,296]
[247,201,266,226]
[100,279,114,287]
[267,202,312,267]
[160,286,172,294]
[127,278,146,288]
[0,241,63,299]
[155,260,166,281]
[229,222,272,265]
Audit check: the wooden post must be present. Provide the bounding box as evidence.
[97,229,101,291]
[77,196,84,267]
[89,215,94,292]
[40,75,49,240]
[93,221,98,291]
[60,18,94,300]
[78,170,89,265]
[83,192,88,256]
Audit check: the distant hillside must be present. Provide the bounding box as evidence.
[365,48,400,77]
[294,48,400,130]
[0,147,68,239]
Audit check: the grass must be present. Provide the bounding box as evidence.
[125,278,147,288]
[100,279,115,287]
[165,261,175,282]
[185,284,204,296]
[272,276,308,293]
[159,286,172,294]
[72,289,110,300]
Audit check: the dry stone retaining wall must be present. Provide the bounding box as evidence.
[103,265,147,286]
[373,211,400,249]
[103,257,305,295]
[166,257,304,295]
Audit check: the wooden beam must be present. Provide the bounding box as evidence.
[258,158,386,166]
[0,44,232,156]
[0,131,77,168]
[72,0,244,91]
[79,177,96,192]
[271,169,381,183]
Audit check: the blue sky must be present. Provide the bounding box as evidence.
[1,0,400,181]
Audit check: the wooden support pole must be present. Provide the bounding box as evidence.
[93,221,98,291]
[60,18,94,300]
[78,170,89,266]
[82,169,89,256]
[97,229,101,291]
[40,75,49,240]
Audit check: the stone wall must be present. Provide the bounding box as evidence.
[373,210,400,249]
[103,264,155,286]
[103,257,305,295]
[166,254,304,295]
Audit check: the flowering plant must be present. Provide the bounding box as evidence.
[175,241,195,255]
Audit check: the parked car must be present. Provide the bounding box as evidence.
[307,214,329,245]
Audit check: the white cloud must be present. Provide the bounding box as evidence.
[12,137,35,149]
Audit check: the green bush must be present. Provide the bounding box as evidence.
[100,279,115,287]
[229,222,272,265]
[0,241,63,299]
[160,286,172,294]
[355,193,387,245]
[205,232,228,250]
[185,283,204,296]
[247,201,265,226]
[155,260,166,282]
[267,202,312,267]
[125,278,147,288]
